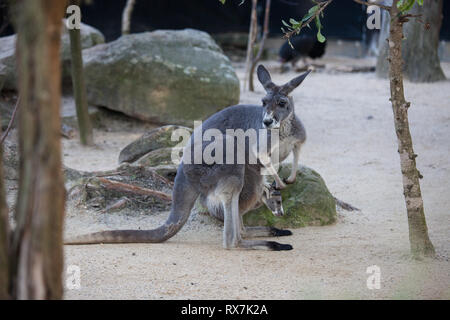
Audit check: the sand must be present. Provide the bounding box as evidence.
[63,57,450,299]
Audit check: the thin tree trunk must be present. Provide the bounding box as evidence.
[377,0,445,82]
[244,0,258,91]
[11,0,66,299]
[0,113,10,300]
[249,0,271,92]
[122,0,136,35]
[387,1,435,258]
[69,0,94,146]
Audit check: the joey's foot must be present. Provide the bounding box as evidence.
[274,181,287,190]
[270,227,293,237]
[283,177,296,185]
[267,241,293,251]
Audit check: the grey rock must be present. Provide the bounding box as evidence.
[82,29,240,125]
[0,21,105,90]
[119,125,192,164]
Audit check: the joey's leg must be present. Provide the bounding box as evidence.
[259,153,286,190]
[285,143,302,184]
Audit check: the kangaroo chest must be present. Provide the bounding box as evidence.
[277,136,296,163]
[275,118,298,163]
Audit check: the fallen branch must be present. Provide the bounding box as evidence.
[94,177,172,201]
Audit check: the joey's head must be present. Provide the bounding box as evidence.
[257,65,311,129]
[262,184,284,217]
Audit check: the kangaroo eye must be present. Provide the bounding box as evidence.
[262,99,267,106]
[278,100,286,107]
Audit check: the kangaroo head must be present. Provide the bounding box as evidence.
[257,65,310,129]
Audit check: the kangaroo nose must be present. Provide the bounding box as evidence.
[263,118,273,127]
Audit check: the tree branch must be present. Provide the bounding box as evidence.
[353,0,391,11]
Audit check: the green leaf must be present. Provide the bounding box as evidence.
[397,0,415,12]
[315,16,326,43]
[317,29,326,43]
[282,20,290,27]
[417,0,423,5]
[219,0,225,4]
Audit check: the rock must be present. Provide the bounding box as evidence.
[0,35,15,90]
[0,21,105,90]
[0,63,5,92]
[137,147,183,167]
[119,125,192,164]
[244,165,336,228]
[82,29,240,125]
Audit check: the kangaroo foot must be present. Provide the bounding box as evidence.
[237,239,293,250]
[267,241,293,251]
[270,227,293,237]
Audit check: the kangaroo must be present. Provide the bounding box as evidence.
[204,181,284,221]
[65,65,309,250]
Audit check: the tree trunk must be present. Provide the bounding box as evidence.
[10,0,66,299]
[0,113,10,300]
[387,1,435,258]
[122,0,136,35]
[69,0,94,146]
[244,0,258,91]
[377,0,445,82]
[249,0,271,92]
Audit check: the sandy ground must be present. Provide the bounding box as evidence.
[63,57,450,299]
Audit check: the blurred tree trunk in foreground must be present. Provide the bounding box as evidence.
[69,0,94,146]
[386,1,435,257]
[122,0,136,35]
[9,0,66,299]
[377,0,445,82]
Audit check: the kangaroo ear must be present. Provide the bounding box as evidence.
[257,65,276,92]
[280,70,311,95]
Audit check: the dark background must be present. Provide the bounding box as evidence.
[1,0,449,42]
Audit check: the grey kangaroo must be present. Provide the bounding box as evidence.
[66,65,309,250]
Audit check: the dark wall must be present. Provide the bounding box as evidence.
[0,0,449,41]
[79,0,364,42]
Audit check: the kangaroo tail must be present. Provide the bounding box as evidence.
[65,166,199,245]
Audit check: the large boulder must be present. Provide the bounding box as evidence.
[244,165,337,228]
[0,21,105,90]
[82,29,240,125]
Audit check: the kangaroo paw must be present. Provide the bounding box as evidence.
[267,241,293,251]
[270,227,293,237]
[283,177,296,185]
[274,181,287,190]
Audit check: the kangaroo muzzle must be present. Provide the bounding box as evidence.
[262,112,279,129]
